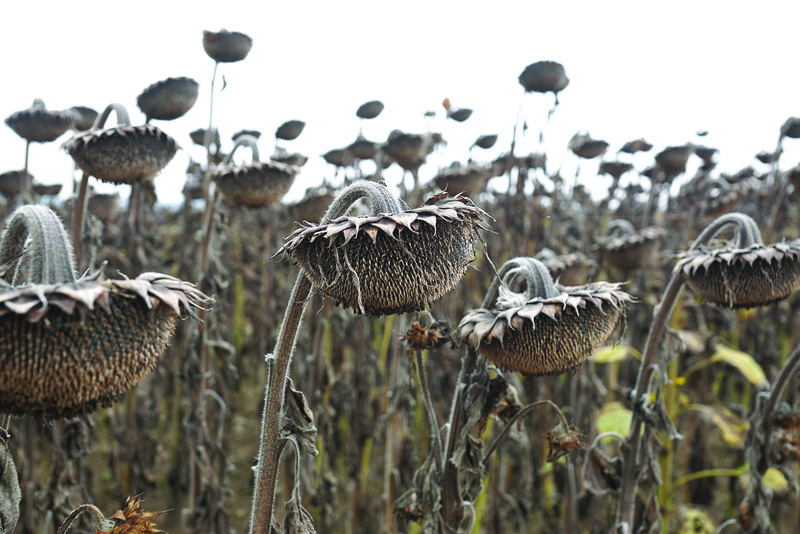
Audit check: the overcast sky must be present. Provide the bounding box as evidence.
[2,1,799,206]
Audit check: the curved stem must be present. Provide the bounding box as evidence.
[250,273,313,533]
[57,503,114,534]
[321,180,402,222]
[615,269,686,531]
[93,103,131,129]
[688,212,762,251]
[224,134,261,165]
[0,204,77,285]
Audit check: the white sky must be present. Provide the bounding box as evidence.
[2,1,799,206]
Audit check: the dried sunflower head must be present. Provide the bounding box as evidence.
[0,170,27,197]
[675,212,800,308]
[518,60,569,94]
[0,205,210,420]
[99,496,164,534]
[433,163,491,197]
[211,134,297,208]
[136,76,199,122]
[356,100,384,119]
[62,103,178,185]
[276,120,306,141]
[595,219,666,271]
[569,132,608,160]
[458,257,631,376]
[202,29,252,63]
[67,105,99,131]
[4,99,74,143]
[277,181,490,316]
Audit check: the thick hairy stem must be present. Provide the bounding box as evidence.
[0,205,77,285]
[688,212,762,251]
[487,257,559,310]
[321,180,402,223]
[615,269,686,531]
[249,273,313,533]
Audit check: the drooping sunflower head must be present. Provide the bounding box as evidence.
[458,257,632,376]
[62,103,177,185]
[277,181,490,316]
[595,219,666,271]
[675,212,800,308]
[0,205,210,420]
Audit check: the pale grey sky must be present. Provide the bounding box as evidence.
[2,1,798,205]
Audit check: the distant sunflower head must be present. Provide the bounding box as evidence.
[202,29,253,63]
[0,205,210,420]
[675,212,800,308]
[595,219,665,271]
[458,257,631,376]
[211,134,297,208]
[277,181,490,316]
[137,77,199,122]
[5,99,74,143]
[62,103,178,185]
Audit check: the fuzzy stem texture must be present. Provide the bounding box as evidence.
[0,205,77,285]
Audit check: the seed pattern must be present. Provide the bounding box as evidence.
[675,242,800,308]
[63,125,178,184]
[0,273,209,419]
[459,282,631,375]
[278,194,489,315]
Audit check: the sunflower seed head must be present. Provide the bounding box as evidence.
[0,273,211,419]
[675,241,800,308]
[458,280,632,376]
[278,191,489,316]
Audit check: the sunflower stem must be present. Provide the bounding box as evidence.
[688,212,762,250]
[93,103,131,129]
[615,268,686,532]
[224,134,261,165]
[249,272,313,533]
[0,205,77,285]
[321,180,402,222]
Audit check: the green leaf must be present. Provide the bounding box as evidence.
[710,345,767,385]
[592,344,641,364]
[692,405,750,448]
[763,467,789,493]
[676,506,715,534]
[596,401,632,437]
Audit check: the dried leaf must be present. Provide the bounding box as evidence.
[582,444,622,495]
[281,379,318,456]
[0,439,20,534]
